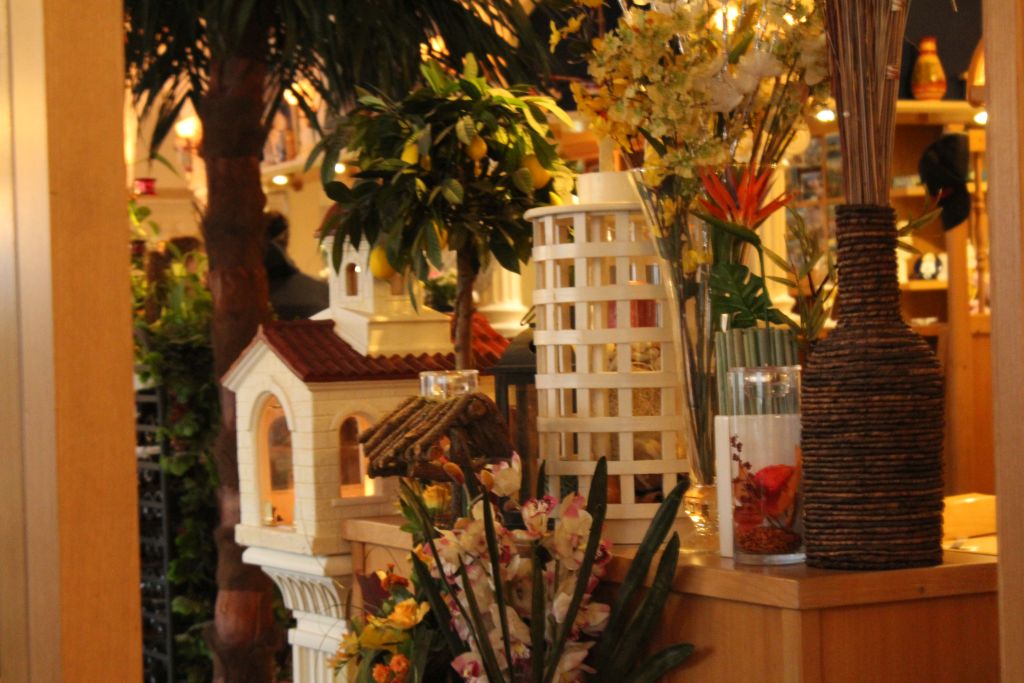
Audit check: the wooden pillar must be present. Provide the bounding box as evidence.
[983,0,1024,679]
[0,0,140,680]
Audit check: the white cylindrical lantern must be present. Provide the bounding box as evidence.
[525,174,688,544]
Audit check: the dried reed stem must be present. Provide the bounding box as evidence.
[826,0,911,205]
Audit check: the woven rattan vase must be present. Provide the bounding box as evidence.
[802,204,944,570]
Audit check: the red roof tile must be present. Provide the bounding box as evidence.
[250,315,509,383]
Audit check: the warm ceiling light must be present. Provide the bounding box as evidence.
[973,110,988,126]
[334,162,346,174]
[174,116,200,141]
[282,89,299,107]
[271,174,289,186]
[815,108,837,123]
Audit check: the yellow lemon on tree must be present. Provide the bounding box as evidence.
[523,154,552,190]
[369,245,396,280]
[466,135,487,162]
[401,142,420,165]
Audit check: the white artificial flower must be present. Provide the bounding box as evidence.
[489,453,522,498]
[705,76,744,113]
[735,48,784,94]
[798,34,829,86]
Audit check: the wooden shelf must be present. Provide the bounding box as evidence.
[901,279,948,291]
[891,181,986,200]
[894,99,986,125]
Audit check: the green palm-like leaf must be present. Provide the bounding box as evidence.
[590,479,685,674]
[710,263,788,329]
[543,458,608,683]
[600,533,682,682]
[624,643,696,683]
[125,0,557,156]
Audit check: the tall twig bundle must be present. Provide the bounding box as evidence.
[826,0,910,204]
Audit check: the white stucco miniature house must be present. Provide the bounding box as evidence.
[222,239,507,682]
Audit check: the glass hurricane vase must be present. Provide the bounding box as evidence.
[629,169,719,553]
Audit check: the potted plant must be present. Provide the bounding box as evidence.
[316,55,572,369]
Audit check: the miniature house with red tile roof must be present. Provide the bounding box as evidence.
[221,238,508,681]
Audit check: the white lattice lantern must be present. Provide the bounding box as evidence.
[525,172,687,544]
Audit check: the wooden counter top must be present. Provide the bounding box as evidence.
[342,516,997,610]
[608,549,996,610]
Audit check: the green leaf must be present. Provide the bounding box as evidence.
[332,231,347,272]
[591,479,685,675]
[710,263,785,329]
[767,275,799,288]
[728,31,755,64]
[900,207,942,235]
[463,53,479,79]
[764,246,791,273]
[624,643,695,683]
[603,534,682,681]
[320,145,341,187]
[410,554,464,658]
[324,181,353,203]
[441,178,464,205]
[694,210,762,250]
[424,220,444,269]
[357,93,387,109]
[544,459,607,683]
[419,60,449,93]
[637,128,667,157]
[415,124,433,157]
[489,236,521,274]
[459,77,483,100]
[410,625,434,683]
[523,95,574,129]
[522,103,550,136]
[512,167,534,194]
[458,563,505,682]
[897,240,922,255]
[456,116,477,146]
[480,490,514,670]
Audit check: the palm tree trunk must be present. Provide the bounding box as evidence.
[454,247,479,370]
[199,30,280,683]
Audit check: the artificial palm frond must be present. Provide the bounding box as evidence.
[125,0,555,156]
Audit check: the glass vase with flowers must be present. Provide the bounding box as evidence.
[559,0,828,550]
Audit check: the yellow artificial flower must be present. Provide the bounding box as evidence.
[683,248,711,274]
[359,623,408,652]
[422,483,451,513]
[549,20,561,51]
[564,15,584,35]
[385,598,430,630]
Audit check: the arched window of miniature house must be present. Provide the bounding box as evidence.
[257,395,294,526]
[339,414,376,497]
[345,263,359,296]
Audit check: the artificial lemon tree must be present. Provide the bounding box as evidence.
[318,56,571,369]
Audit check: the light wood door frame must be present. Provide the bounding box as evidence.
[983,0,1024,680]
[0,0,61,679]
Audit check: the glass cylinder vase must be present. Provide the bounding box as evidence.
[419,369,479,399]
[629,169,719,552]
[727,366,804,565]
